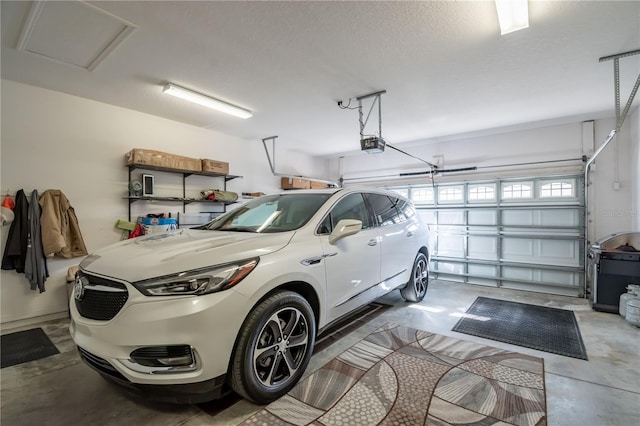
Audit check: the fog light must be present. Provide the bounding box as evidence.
[130,345,194,368]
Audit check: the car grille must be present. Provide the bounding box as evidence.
[74,274,128,321]
[77,347,128,381]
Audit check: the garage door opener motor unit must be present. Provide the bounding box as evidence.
[361,136,385,154]
[342,89,388,154]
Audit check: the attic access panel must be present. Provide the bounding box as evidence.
[17,1,136,71]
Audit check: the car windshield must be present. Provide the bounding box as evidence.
[203,193,332,233]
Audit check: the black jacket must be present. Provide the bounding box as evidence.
[1,190,29,272]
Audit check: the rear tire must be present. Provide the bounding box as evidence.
[230,291,315,404]
[400,252,429,302]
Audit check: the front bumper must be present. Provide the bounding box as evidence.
[69,276,251,400]
[77,346,227,404]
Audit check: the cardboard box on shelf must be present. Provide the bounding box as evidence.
[281,177,310,189]
[310,181,329,189]
[125,149,201,172]
[201,159,229,175]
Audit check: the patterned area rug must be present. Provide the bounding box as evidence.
[314,302,391,353]
[241,323,547,426]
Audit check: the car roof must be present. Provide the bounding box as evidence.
[277,186,408,200]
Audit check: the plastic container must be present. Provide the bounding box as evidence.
[619,284,640,317]
[141,217,177,235]
[625,298,640,327]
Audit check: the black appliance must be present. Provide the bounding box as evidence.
[589,232,640,313]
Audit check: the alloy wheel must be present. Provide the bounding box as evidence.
[252,307,309,387]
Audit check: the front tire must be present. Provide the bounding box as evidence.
[230,291,316,404]
[400,252,429,302]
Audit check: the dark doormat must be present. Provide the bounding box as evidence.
[1,327,60,368]
[452,297,588,360]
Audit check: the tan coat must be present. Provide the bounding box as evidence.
[39,189,88,259]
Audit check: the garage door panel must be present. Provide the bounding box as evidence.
[501,238,534,258]
[502,209,580,227]
[468,264,498,277]
[501,281,579,297]
[538,240,579,266]
[501,238,580,267]
[502,267,579,286]
[419,210,436,224]
[540,209,580,227]
[434,261,465,282]
[468,236,498,260]
[469,210,498,225]
[502,210,534,226]
[541,270,581,287]
[502,266,535,281]
[438,210,465,225]
[467,278,499,286]
[437,234,465,258]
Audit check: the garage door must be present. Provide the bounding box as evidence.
[387,174,585,297]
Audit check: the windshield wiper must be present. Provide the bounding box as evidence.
[215,227,257,233]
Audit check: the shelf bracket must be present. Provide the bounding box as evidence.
[599,48,640,130]
[356,90,386,141]
[261,136,339,187]
[262,136,278,174]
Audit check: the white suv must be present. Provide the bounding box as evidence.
[70,187,430,404]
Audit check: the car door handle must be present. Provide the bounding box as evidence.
[406,231,414,237]
[368,239,378,246]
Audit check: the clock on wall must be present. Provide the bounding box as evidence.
[129,180,142,197]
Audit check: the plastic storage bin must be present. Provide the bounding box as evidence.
[141,217,177,235]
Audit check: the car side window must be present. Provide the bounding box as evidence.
[365,193,402,227]
[394,198,410,222]
[317,193,371,235]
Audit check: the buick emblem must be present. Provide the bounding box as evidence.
[74,276,89,301]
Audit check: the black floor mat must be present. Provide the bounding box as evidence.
[452,297,588,360]
[1,327,60,368]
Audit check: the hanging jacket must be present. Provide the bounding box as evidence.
[24,190,49,292]
[39,189,88,259]
[1,189,29,272]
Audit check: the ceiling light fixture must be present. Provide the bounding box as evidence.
[162,83,252,119]
[495,0,529,35]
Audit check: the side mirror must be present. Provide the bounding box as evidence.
[328,219,362,245]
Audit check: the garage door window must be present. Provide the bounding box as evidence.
[502,183,533,199]
[438,186,463,203]
[411,187,434,205]
[540,181,574,198]
[468,184,496,202]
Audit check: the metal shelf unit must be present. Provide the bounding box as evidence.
[126,164,242,222]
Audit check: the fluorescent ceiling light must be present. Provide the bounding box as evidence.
[495,0,529,35]
[162,83,252,119]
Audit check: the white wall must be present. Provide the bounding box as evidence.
[630,107,640,232]
[0,80,322,328]
[329,117,636,243]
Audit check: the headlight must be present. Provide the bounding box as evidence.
[132,258,259,296]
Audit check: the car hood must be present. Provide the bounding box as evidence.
[81,229,294,282]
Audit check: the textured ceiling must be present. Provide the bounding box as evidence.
[2,1,639,157]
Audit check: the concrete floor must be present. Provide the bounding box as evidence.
[1,279,639,425]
